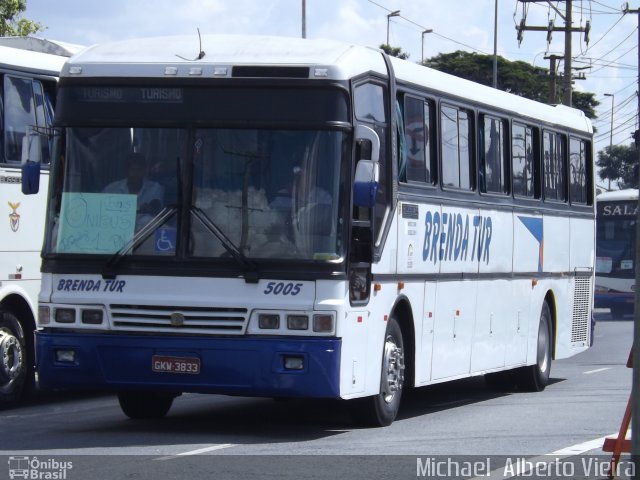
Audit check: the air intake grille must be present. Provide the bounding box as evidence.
[571,276,592,344]
[109,304,248,335]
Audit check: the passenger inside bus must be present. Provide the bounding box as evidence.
[103,152,164,229]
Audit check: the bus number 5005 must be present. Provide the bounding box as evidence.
[263,282,303,296]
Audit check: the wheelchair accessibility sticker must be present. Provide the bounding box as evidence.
[155,228,176,254]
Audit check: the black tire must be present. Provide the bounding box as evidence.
[350,316,405,427]
[515,301,552,391]
[118,392,176,419]
[0,310,29,406]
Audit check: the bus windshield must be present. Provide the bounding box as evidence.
[596,202,636,279]
[46,126,347,262]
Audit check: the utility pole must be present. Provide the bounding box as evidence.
[563,0,572,105]
[493,0,498,88]
[623,1,640,466]
[515,0,589,107]
[603,93,614,191]
[544,54,563,104]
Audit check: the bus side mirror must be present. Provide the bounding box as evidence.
[354,160,379,208]
[21,134,42,195]
[353,125,380,208]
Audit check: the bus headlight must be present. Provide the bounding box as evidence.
[287,315,309,330]
[55,308,76,324]
[313,314,334,333]
[81,309,103,325]
[38,306,51,325]
[258,313,280,329]
[248,310,337,335]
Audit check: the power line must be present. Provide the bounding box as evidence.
[590,0,623,12]
[366,0,490,54]
[589,43,638,73]
[578,26,637,67]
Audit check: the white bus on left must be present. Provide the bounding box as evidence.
[0,37,81,404]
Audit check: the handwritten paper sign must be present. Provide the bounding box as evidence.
[56,192,136,254]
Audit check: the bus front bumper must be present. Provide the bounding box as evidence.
[36,331,341,398]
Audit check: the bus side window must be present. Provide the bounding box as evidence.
[512,122,540,199]
[353,82,388,244]
[569,137,589,205]
[402,95,434,185]
[4,75,36,164]
[440,103,473,191]
[543,130,567,202]
[33,80,52,165]
[479,114,508,195]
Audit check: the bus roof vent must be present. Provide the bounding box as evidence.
[232,66,310,78]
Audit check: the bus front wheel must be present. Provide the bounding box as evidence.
[118,392,176,419]
[516,301,552,391]
[350,316,405,427]
[0,310,28,405]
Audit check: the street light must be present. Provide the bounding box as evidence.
[386,10,400,45]
[604,93,614,191]
[421,29,433,64]
[301,0,306,39]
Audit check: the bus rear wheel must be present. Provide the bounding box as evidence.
[0,311,28,405]
[350,316,405,427]
[515,301,552,391]
[118,392,176,419]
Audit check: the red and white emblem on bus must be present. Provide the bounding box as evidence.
[8,201,20,232]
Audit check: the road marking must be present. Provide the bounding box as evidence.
[583,367,611,375]
[154,443,235,461]
[550,433,616,455]
[469,433,617,480]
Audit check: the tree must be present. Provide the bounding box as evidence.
[0,0,43,37]
[596,144,639,189]
[379,44,409,60]
[422,50,599,120]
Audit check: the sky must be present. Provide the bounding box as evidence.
[23,0,640,185]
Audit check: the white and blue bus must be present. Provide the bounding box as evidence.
[595,189,638,317]
[33,35,594,426]
[0,36,80,404]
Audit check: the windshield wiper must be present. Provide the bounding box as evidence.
[102,206,177,279]
[191,206,259,283]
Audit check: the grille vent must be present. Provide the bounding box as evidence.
[109,304,248,335]
[571,276,592,344]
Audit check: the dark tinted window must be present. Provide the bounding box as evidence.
[480,114,508,194]
[401,95,435,184]
[512,123,537,198]
[543,130,567,202]
[570,137,589,205]
[441,104,472,190]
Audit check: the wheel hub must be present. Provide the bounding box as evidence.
[382,336,405,404]
[0,329,23,383]
[537,321,549,374]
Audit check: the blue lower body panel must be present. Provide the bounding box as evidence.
[36,331,341,398]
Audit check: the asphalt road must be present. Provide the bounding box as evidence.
[0,319,634,479]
